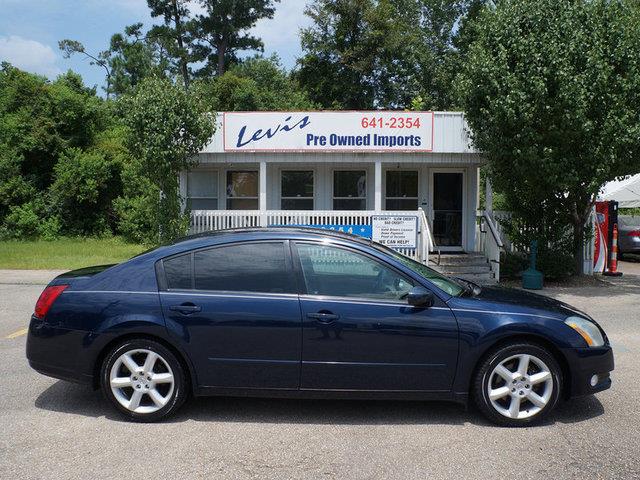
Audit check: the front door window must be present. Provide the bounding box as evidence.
[296,243,413,300]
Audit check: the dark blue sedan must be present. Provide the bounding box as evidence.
[26,228,613,426]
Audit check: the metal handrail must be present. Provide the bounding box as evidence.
[482,210,504,249]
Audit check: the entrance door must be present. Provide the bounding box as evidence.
[431,172,464,250]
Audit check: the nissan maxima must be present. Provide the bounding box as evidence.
[26,228,614,426]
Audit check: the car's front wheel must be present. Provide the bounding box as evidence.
[473,342,562,427]
[101,339,188,422]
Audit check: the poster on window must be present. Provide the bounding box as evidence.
[372,215,418,248]
[223,111,434,152]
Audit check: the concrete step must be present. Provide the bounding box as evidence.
[439,264,492,275]
[453,272,497,285]
[433,253,489,267]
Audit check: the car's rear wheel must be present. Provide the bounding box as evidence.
[101,339,187,422]
[473,342,561,427]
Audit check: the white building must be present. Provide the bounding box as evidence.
[181,111,501,279]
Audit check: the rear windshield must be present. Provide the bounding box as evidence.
[619,216,640,227]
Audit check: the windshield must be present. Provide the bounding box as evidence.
[380,247,465,297]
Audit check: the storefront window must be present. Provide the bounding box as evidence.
[226,171,259,209]
[187,170,218,210]
[281,171,314,210]
[333,170,367,210]
[385,170,418,210]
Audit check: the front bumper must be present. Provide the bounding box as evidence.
[562,345,614,398]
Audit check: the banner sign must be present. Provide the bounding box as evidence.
[271,224,373,239]
[372,215,418,248]
[223,111,434,152]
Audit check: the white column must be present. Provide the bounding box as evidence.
[374,160,382,211]
[259,161,267,226]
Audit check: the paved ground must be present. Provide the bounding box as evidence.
[1,265,639,480]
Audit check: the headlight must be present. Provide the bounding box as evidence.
[565,316,605,347]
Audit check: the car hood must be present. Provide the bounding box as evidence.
[447,285,589,321]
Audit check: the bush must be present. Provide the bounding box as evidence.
[500,251,528,279]
[48,148,122,236]
[0,199,61,240]
[537,249,575,281]
[500,248,574,281]
[113,160,160,244]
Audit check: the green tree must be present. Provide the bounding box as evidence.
[107,23,174,97]
[147,0,194,88]
[191,0,280,77]
[59,40,113,99]
[119,78,215,243]
[201,55,315,111]
[297,0,473,109]
[459,0,640,272]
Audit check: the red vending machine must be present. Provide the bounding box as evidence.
[594,201,619,273]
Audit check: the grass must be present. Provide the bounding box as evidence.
[0,237,148,270]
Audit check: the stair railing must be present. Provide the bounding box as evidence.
[478,210,504,281]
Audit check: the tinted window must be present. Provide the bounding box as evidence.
[164,254,192,289]
[194,242,292,293]
[296,243,413,300]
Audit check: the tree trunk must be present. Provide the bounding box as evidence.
[572,220,585,276]
[172,0,190,89]
[217,39,227,76]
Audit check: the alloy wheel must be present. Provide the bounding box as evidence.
[109,348,175,414]
[486,353,554,420]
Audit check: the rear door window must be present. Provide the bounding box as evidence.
[194,242,293,294]
[163,253,192,289]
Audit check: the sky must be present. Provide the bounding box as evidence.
[0,0,311,93]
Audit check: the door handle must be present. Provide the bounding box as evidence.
[169,303,202,315]
[307,312,339,323]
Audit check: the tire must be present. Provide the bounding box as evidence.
[473,342,562,427]
[101,338,188,422]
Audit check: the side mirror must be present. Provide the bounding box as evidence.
[407,286,434,307]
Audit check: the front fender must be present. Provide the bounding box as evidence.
[449,307,585,396]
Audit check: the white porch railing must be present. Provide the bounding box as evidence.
[189,208,433,264]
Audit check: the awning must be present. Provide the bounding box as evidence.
[599,174,640,208]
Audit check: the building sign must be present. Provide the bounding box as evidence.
[372,215,418,248]
[223,111,434,152]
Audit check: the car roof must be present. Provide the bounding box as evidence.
[173,226,374,247]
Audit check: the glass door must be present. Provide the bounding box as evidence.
[431,172,463,249]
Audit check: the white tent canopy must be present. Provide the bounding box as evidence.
[599,174,640,208]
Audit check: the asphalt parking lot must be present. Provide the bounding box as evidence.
[1,263,639,480]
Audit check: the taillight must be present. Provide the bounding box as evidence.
[626,230,640,238]
[34,285,68,319]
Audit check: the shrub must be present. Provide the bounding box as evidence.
[48,148,121,236]
[500,251,528,279]
[0,191,63,240]
[537,249,575,281]
[113,160,160,244]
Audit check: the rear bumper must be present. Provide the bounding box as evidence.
[562,345,614,398]
[26,316,106,386]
